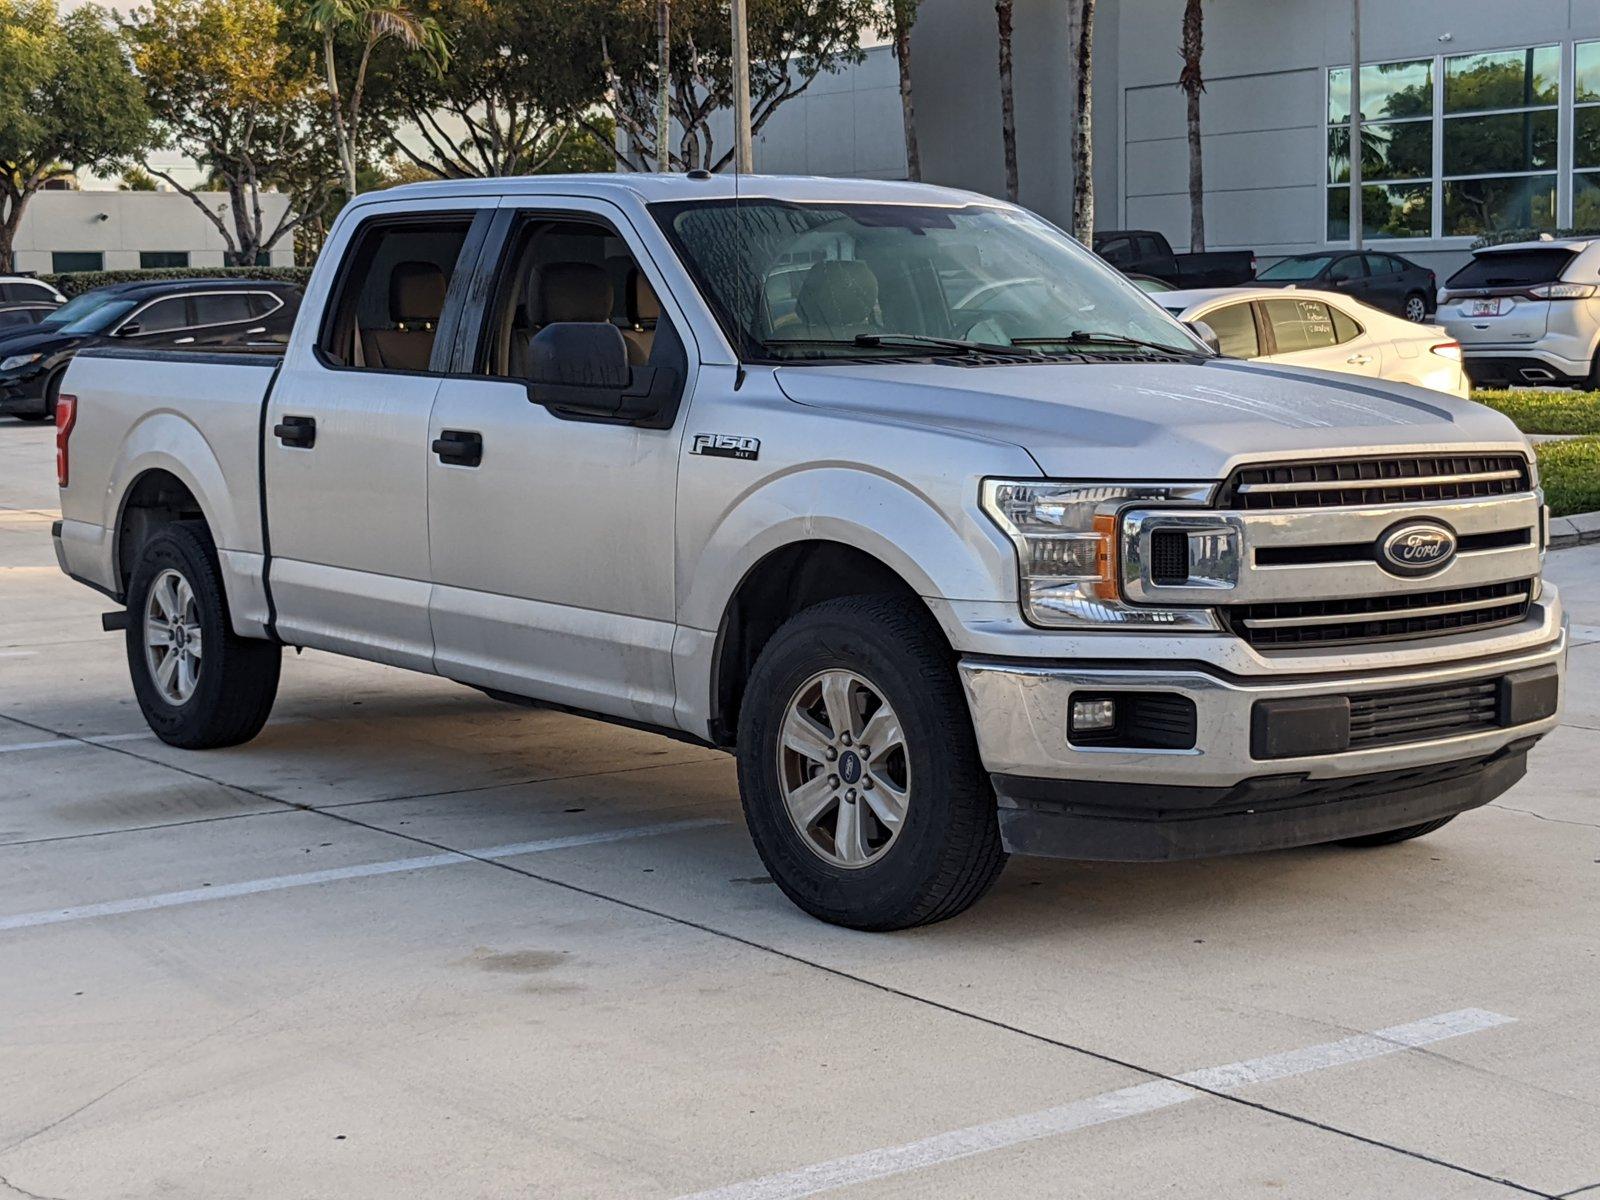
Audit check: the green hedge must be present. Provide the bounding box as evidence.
[39,266,313,298]
[1534,437,1600,517]
[1472,389,1600,435]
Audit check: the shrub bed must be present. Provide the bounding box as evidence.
[1471,389,1600,435]
[39,266,313,298]
[1534,437,1600,517]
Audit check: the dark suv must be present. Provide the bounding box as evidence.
[0,278,301,421]
[1253,251,1437,322]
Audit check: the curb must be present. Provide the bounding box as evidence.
[1549,509,1600,549]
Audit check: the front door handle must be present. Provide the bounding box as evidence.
[274,415,316,448]
[432,429,483,467]
[174,336,196,345]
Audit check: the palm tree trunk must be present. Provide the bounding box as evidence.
[894,1,920,181]
[322,30,358,200]
[996,0,1018,203]
[1070,0,1095,242]
[1179,0,1205,251]
[656,0,672,172]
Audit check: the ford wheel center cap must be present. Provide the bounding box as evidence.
[1377,520,1458,577]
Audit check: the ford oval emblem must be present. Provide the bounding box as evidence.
[1377,521,1458,577]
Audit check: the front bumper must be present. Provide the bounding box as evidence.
[958,623,1566,861]
[0,370,49,414]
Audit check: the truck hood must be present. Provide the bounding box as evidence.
[773,358,1526,479]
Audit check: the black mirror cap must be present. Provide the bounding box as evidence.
[525,321,679,427]
[1186,320,1222,354]
[117,323,143,338]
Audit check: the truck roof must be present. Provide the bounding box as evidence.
[353,172,1002,212]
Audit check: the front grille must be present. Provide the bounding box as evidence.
[1149,529,1189,584]
[1348,679,1501,748]
[1224,454,1531,511]
[1225,579,1533,649]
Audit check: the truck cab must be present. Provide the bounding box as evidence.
[53,176,1566,930]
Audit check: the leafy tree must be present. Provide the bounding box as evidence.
[127,0,323,265]
[391,0,609,178]
[1177,0,1203,249]
[597,0,878,173]
[878,0,921,181]
[0,0,150,271]
[118,165,160,191]
[303,0,447,198]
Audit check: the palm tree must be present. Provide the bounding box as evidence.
[1070,0,1095,241]
[886,0,922,181]
[1178,0,1205,250]
[996,0,1017,202]
[305,0,447,198]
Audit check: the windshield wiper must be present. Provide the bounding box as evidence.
[761,333,1043,359]
[1011,330,1207,356]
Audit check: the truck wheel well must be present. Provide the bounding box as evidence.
[116,470,206,596]
[709,541,929,748]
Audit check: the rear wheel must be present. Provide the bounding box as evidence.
[735,594,1007,930]
[1402,292,1429,322]
[125,521,281,749]
[1337,816,1455,848]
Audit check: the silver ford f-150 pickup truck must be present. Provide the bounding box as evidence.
[52,175,1566,929]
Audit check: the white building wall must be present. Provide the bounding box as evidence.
[754,44,910,179]
[12,191,297,274]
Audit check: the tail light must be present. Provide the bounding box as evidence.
[1527,282,1597,300]
[1430,341,1462,360]
[55,393,77,487]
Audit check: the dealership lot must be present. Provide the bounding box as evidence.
[2,417,1598,1199]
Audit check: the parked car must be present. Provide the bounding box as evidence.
[1254,251,1437,322]
[53,176,1561,930]
[0,301,62,333]
[1094,228,1256,287]
[1158,287,1468,397]
[0,274,66,306]
[0,278,300,421]
[1127,273,1178,295]
[1436,237,1600,389]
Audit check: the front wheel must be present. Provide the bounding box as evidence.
[735,595,1007,930]
[125,521,281,748]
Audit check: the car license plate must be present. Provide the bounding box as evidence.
[1468,298,1504,317]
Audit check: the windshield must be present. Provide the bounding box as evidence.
[1257,255,1333,282]
[49,292,137,334]
[651,200,1208,362]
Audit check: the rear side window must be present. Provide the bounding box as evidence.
[1448,249,1576,288]
[247,293,283,318]
[192,293,253,326]
[1330,306,1362,343]
[1262,298,1339,353]
[1202,302,1259,358]
[319,216,474,373]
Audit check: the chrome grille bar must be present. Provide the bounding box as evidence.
[1235,469,1524,496]
[1240,592,1525,629]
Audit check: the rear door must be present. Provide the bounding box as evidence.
[1441,248,1572,347]
[263,201,494,669]
[1258,296,1379,377]
[1362,254,1406,313]
[187,292,259,349]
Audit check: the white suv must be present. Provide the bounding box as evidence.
[1438,238,1600,389]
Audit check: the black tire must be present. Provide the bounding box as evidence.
[1402,292,1430,323]
[1336,816,1455,848]
[1586,349,1600,393]
[125,521,281,749]
[735,594,1007,930]
[14,370,64,422]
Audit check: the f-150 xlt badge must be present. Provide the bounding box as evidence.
[691,434,760,461]
[1377,520,1458,577]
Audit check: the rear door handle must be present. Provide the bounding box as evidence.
[432,429,483,467]
[1346,354,1372,365]
[274,415,316,448]
[174,336,196,345]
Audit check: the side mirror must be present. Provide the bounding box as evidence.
[117,322,143,338]
[525,322,677,424]
[1186,320,1222,354]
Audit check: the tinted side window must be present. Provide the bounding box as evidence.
[0,309,36,330]
[1202,303,1259,358]
[131,297,190,334]
[192,293,253,326]
[1330,305,1362,344]
[1099,238,1132,265]
[1136,235,1165,258]
[319,216,474,372]
[1263,298,1340,353]
[1328,256,1365,282]
[247,292,283,318]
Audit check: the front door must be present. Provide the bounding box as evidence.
[264,204,491,669]
[425,199,693,726]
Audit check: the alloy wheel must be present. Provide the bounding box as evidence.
[143,568,203,705]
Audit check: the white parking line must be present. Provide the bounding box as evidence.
[0,731,153,755]
[0,817,726,931]
[677,1009,1515,1200]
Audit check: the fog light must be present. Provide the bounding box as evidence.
[1070,697,1117,733]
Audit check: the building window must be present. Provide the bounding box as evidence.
[1441,45,1559,236]
[51,251,104,274]
[1577,42,1600,226]
[140,251,190,269]
[1326,59,1434,240]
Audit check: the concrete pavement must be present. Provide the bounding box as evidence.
[2,416,1597,1199]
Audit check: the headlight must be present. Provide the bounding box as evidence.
[0,353,41,372]
[980,479,1221,629]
